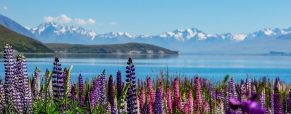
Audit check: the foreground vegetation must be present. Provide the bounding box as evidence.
[0,44,290,114]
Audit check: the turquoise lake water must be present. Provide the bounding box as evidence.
[1,54,291,83]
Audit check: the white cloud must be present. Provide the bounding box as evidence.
[44,14,95,25]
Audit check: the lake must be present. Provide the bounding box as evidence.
[1,53,291,83]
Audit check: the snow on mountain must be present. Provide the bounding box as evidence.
[31,22,97,39]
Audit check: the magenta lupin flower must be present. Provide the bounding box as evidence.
[194,77,202,112]
[166,87,173,114]
[139,87,145,113]
[187,90,194,114]
[184,103,189,114]
[173,77,182,111]
[203,101,209,114]
[146,77,155,105]
[147,93,153,114]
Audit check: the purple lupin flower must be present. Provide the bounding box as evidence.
[274,78,282,114]
[4,44,23,113]
[16,55,32,113]
[227,77,237,113]
[78,74,84,106]
[116,70,123,100]
[142,101,149,114]
[154,88,163,114]
[98,70,107,106]
[89,85,96,108]
[3,44,16,104]
[146,76,154,114]
[126,58,138,114]
[260,88,267,114]
[52,57,64,101]
[108,75,116,114]
[229,94,266,114]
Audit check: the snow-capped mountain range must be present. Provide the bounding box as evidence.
[1,13,291,53]
[28,22,291,42]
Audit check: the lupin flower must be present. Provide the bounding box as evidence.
[142,101,149,114]
[89,86,96,108]
[154,88,163,114]
[184,103,189,114]
[146,76,154,114]
[194,77,202,112]
[78,74,84,106]
[52,57,64,101]
[166,87,173,114]
[273,78,282,114]
[203,101,209,114]
[16,55,33,113]
[139,87,145,113]
[173,77,182,111]
[116,70,123,100]
[260,88,266,109]
[98,70,107,106]
[227,77,237,113]
[126,58,138,114]
[3,44,17,106]
[229,94,266,114]
[108,75,116,114]
[187,90,194,113]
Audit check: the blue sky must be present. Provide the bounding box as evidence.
[0,0,291,35]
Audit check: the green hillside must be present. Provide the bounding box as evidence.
[0,24,53,53]
[46,43,178,54]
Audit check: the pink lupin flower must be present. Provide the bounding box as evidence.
[139,87,145,113]
[146,94,153,114]
[166,87,173,114]
[203,101,209,114]
[184,103,189,114]
[194,77,202,112]
[173,77,182,111]
[187,90,194,114]
[146,76,154,113]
